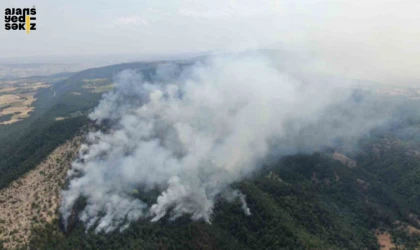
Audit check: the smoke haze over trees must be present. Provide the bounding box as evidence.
[61,54,394,233]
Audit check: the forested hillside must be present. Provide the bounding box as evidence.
[27,137,420,249]
[0,60,191,190]
[1,61,420,250]
[23,109,420,249]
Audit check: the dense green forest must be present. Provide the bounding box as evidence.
[27,131,420,249]
[1,61,420,249]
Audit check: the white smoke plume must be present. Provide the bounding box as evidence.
[60,54,389,233]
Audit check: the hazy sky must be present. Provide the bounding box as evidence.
[1,0,420,85]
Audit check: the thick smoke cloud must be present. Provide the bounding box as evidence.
[61,54,390,233]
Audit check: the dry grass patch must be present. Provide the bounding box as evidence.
[0,87,18,93]
[0,81,51,125]
[375,230,396,250]
[82,78,114,93]
[0,95,36,125]
[0,94,21,105]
